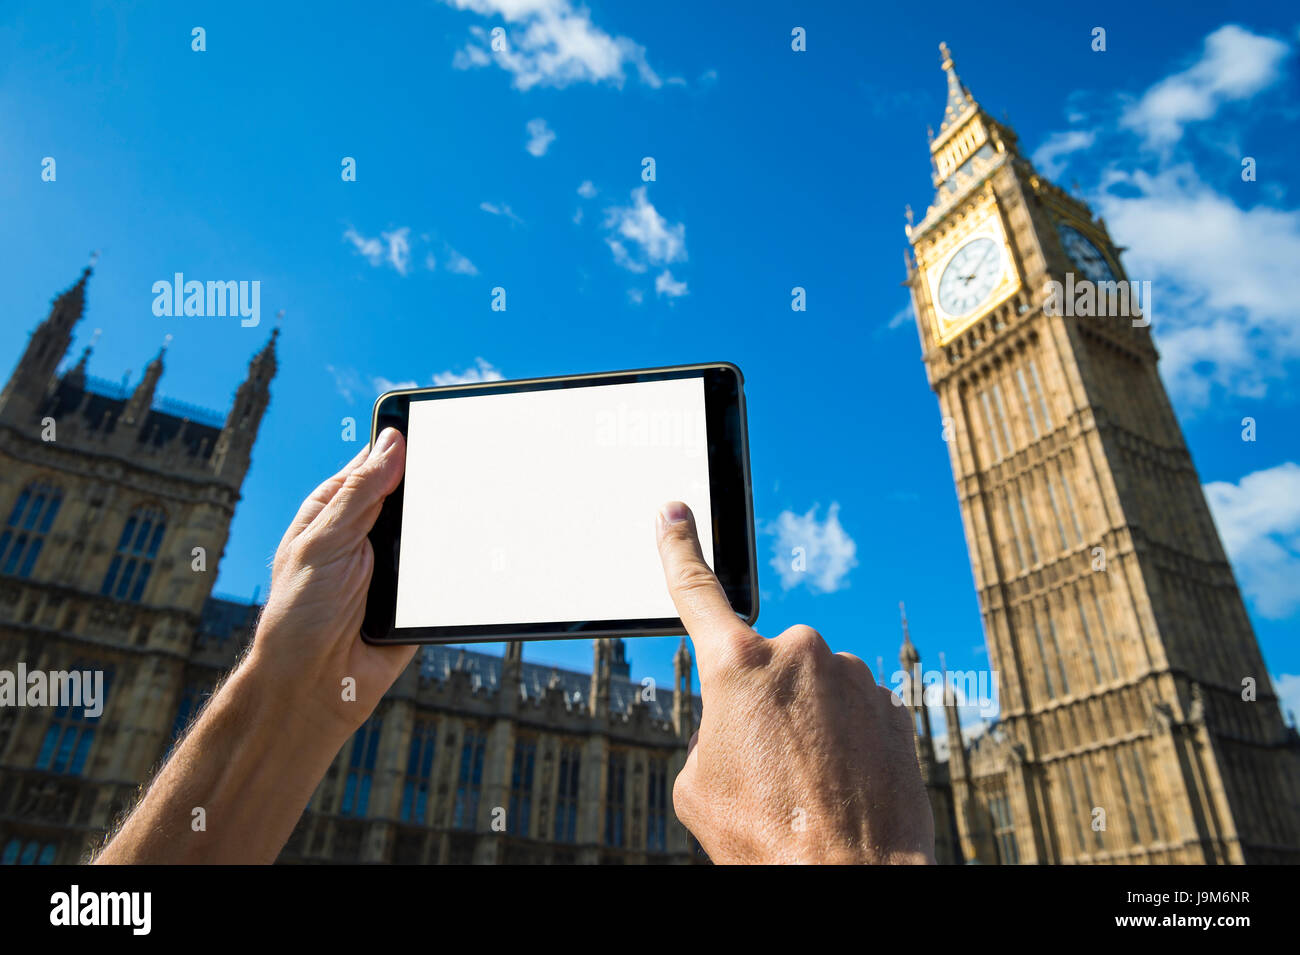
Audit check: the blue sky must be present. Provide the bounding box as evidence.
[2,1,1298,733]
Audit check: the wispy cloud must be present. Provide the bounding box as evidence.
[655,269,688,298]
[577,179,597,199]
[445,0,661,91]
[1121,24,1290,149]
[373,376,420,395]
[345,226,476,278]
[525,117,556,157]
[886,302,913,331]
[1031,129,1096,178]
[344,226,411,275]
[764,503,858,594]
[333,360,505,403]
[1030,24,1299,406]
[444,247,479,275]
[1204,462,1300,620]
[326,364,364,403]
[1096,163,1300,404]
[603,186,686,274]
[432,357,504,386]
[479,200,523,224]
[1273,673,1300,725]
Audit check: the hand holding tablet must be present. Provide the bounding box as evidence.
[361,362,759,644]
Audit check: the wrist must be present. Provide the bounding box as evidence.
[233,646,356,759]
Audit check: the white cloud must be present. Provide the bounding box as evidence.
[765,502,858,594]
[345,228,478,278]
[572,207,584,225]
[445,1,661,91]
[480,200,523,224]
[343,227,384,267]
[655,269,688,298]
[1031,129,1096,178]
[373,376,420,395]
[603,186,686,273]
[577,179,597,199]
[1029,26,1300,405]
[606,238,645,273]
[1204,462,1300,619]
[342,226,411,275]
[1096,163,1300,404]
[1273,673,1300,725]
[1121,24,1289,148]
[331,361,504,403]
[525,117,555,157]
[432,357,504,386]
[384,228,411,274]
[444,247,479,275]
[626,288,644,305]
[886,302,913,330]
[326,364,363,402]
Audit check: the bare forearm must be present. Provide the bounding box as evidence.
[95,660,346,864]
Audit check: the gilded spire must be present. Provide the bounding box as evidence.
[937,41,976,137]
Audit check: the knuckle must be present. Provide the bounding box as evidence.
[877,682,909,715]
[711,631,770,676]
[671,770,698,819]
[775,624,830,662]
[836,651,874,683]
[292,528,329,566]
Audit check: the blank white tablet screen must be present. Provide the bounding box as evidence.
[394,377,715,628]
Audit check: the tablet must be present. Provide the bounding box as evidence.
[360,362,758,644]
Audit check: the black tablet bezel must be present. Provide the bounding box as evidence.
[360,362,758,645]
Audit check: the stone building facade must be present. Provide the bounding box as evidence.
[904,44,1300,864]
[0,265,278,864]
[6,39,1300,864]
[0,268,700,863]
[279,638,700,864]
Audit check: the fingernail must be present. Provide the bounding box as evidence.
[659,501,689,525]
[369,428,398,460]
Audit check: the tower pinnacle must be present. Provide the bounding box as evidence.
[900,600,920,668]
[0,263,94,423]
[937,41,976,137]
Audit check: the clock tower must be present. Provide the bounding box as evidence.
[906,43,1300,863]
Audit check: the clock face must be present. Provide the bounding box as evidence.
[937,236,1005,317]
[1058,224,1116,283]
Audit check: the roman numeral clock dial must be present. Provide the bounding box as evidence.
[920,207,1021,345]
[1057,223,1117,283]
[937,236,1004,317]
